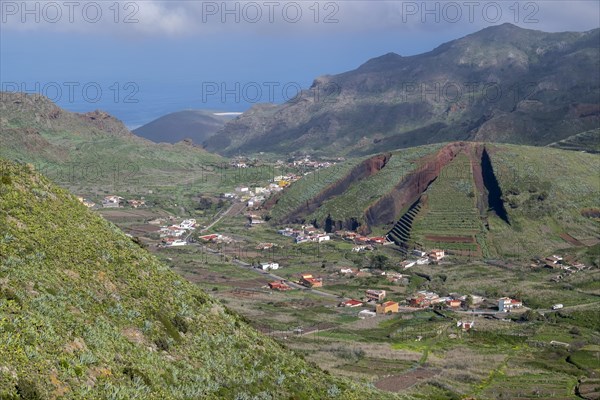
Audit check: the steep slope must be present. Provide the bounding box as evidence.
[269,143,600,258]
[0,159,397,399]
[547,128,600,153]
[205,24,600,156]
[133,110,235,144]
[0,93,223,190]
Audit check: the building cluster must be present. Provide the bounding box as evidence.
[198,233,233,244]
[408,291,486,309]
[289,155,336,169]
[531,254,590,275]
[339,289,400,316]
[334,231,392,251]
[223,183,286,210]
[95,195,147,209]
[278,225,331,244]
[399,249,447,268]
[157,219,197,247]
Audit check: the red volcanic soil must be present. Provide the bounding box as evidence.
[363,142,471,233]
[425,235,475,243]
[280,152,392,225]
[375,368,439,392]
[559,233,585,246]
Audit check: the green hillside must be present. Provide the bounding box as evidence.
[0,159,397,399]
[547,128,600,153]
[270,142,600,259]
[0,93,223,195]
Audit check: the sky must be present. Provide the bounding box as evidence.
[1,0,599,128]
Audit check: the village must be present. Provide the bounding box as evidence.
[72,155,596,387]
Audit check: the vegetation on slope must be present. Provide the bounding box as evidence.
[0,159,398,399]
[206,24,600,156]
[307,145,444,229]
[485,144,600,258]
[272,143,600,259]
[0,93,223,192]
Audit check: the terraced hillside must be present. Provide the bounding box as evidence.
[548,128,600,153]
[0,159,397,399]
[270,142,600,259]
[409,153,483,256]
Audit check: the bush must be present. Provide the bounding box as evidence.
[171,315,189,334]
[15,378,43,400]
[154,336,170,351]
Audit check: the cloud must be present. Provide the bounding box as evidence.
[1,0,598,37]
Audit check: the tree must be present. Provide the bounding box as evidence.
[370,254,389,270]
[465,295,474,308]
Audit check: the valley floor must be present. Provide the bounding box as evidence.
[98,201,600,400]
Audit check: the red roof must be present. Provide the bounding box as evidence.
[199,234,218,240]
[343,299,363,307]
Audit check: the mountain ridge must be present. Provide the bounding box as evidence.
[204,23,600,156]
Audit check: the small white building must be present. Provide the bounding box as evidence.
[179,219,196,230]
[317,235,330,243]
[260,262,279,271]
[412,249,427,257]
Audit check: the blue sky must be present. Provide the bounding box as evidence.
[1,1,599,127]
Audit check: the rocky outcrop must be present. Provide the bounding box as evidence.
[0,92,132,137]
[78,110,132,136]
[362,142,468,233]
[282,152,392,224]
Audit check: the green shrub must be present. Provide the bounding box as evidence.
[15,378,42,400]
[154,336,170,352]
[171,315,189,334]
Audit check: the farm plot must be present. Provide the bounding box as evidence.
[411,152,484,253]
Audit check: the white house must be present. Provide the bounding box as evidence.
[168,240,187,247]
[416,258,430,265]
[260,262,279,271]
[317,235,330,243]
[498,297,523,312]
[235,186,249,193]
[179,219,196,230]
[412,249,427,257]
